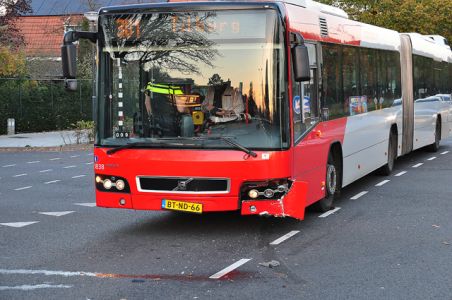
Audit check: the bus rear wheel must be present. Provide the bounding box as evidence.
[378,130,397,176]
[314,153,340,212]
[427,119,441,152]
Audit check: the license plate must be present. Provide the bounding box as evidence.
[162,199,202,214]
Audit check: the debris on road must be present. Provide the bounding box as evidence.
[259,260,280,268]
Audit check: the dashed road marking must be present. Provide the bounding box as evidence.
[70,155,80,158]
[375,180,390,187]
[85,162,94,165]
[39,169,52,173]
[63,165,76,169]
[14,186,32,191]
[395,171,407,177]
[319,207,342,218]
[441,151,449,155]
[71,175,86,179]
[44,180,61,185]
[38,211,75,217]
[209,259,252,279]
[74,202,96,207]
[0,221,38,228]
[270,230,300,245]
[427,156,436,161]
[27,161,40,164]
[49,158,61,161]
[2,164,16,168]
[412,163,423,168]
[0,284,72,291]
[12,173,27,178]
[350,191,368,200]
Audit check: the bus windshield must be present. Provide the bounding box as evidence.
[97,9,288,150]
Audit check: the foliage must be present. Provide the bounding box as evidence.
[72,120,94,144]
[0,0,32,48]
[318,0,452,43]
[0,47,26,77]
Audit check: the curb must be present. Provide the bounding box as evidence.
[0,144,94,153]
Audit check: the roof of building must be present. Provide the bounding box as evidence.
[30,0,148,15]
[17,15,83,57]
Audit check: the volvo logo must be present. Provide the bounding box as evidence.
[173,178,194,191]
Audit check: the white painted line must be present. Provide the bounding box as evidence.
[0,269,97,277]
[427,157,437,161]
[72,175,86,179]
[2,164,16,168]
[412,163,423,168]
[12,173,27,178]
[0,221,39,228]
[375,180,390,187]
[39,211,75,217]
[209,259,252,279]
[14,186,32,191]
[319,207,341,218]
[394,171,407,177]
[44,180,61,184]
[27,161,40,164]
[49,158,61,161]
[85,162,94,165]
[270,231,300,245]
[70,155,80,158]
[74,202,96,207]
[0,284,72,291]
[441,151,449,155]
[63,165,76,169]
[350,191,368,200]
[39,169,52,173]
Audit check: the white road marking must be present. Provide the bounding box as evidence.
[0,284,72,291]
[70,155,80,158]
[0,269,97,277]
[375,180,390,187]
[209,259,252,279]
[71,175,86,179]
[74,202,96,207]
[318,207,341,218]
[395,171,407,177]
[2,164,16,168]
[441,151,449,155]
[85,162,94,165]
[412,163,423,168]
[270,231,300,245]
[350,191,368,200]
[63,165,76,169]
[12,173,27,178]
[38,211,75,217]
[0,221,38,228]
[49,158,61,161]
[44,180,61,184]
[39,169,52,173]
[427,157,436,161]
[14,186,32,191]
[27,161,40,164]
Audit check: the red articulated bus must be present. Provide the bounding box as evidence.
[62,0,452,220]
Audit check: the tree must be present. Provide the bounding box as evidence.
[0,0,32,48]
[0,46,26,77]
[318,0,452,44]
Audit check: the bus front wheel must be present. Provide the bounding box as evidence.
[314,152,340,212]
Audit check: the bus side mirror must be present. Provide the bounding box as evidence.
[61,44,78,91]
[292,44,311,82]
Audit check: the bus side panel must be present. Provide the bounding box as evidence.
[293,118,347,207]
[342,107,402,186]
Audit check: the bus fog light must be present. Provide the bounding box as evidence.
[95,176,102,183]
[116,179,125,191]
[277,185,287,193]
[248,189,259,199]
[119,198,126,206]
[103,179,112,190]
[250,205,257,213]
[263,189,274,198]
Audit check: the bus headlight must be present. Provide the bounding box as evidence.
[115,179,125,191]
[103,179,113,190]
[248,189,259,199]
[95,174,130,193]
[240,179,292,201]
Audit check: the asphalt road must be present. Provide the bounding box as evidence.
[1,140,451,300]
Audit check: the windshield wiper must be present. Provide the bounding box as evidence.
[159,136,258,158]
[106,141,164,155]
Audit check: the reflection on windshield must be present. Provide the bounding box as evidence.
[98,9,287,150]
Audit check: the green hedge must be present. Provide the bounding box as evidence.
[0,79,93,134]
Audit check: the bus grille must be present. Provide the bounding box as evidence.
[137,177,230,194]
